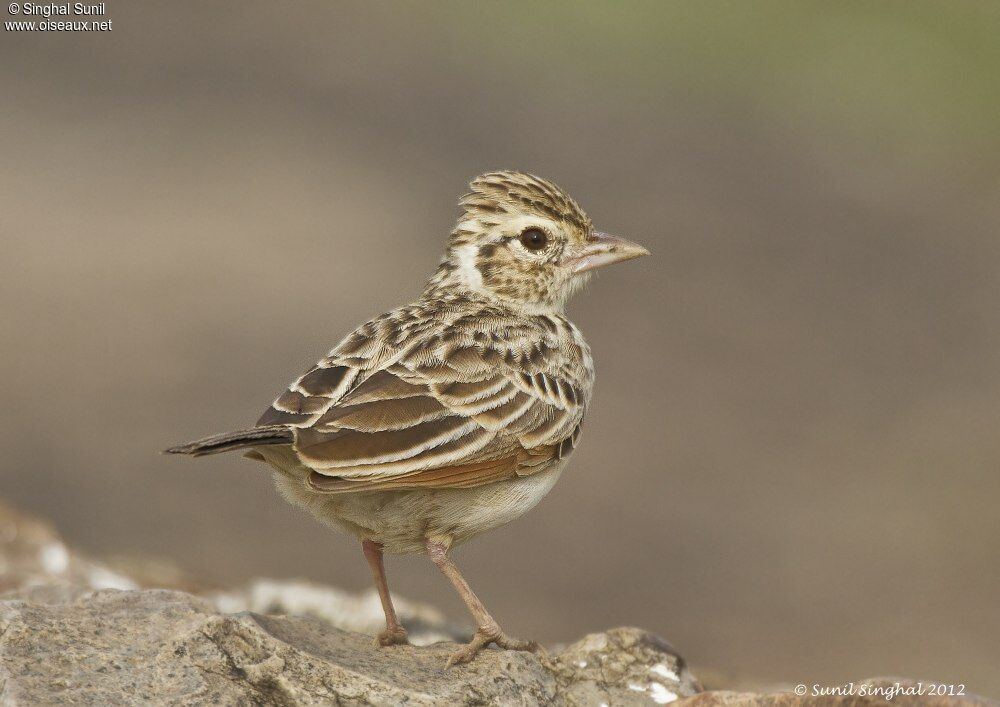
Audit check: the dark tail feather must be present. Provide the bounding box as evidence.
[164,425,293,457]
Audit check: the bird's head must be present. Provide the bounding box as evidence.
[426,171,649,313]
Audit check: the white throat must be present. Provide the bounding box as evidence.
[451,242,484,292]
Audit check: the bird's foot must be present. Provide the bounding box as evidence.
[446,625,538,667]
[374,625,410,647]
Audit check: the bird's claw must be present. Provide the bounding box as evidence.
[445,626,538,667]
[374,625,410,647]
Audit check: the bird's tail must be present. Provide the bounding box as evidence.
[164,425,293,457]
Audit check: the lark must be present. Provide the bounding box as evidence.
[166,171,648,665]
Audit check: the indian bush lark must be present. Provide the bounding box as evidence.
[167,171,648,665]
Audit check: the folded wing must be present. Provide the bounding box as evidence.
[255,309,590,493]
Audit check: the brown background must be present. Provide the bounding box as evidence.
[2,1,998,695]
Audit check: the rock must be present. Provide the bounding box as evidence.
[0,500,702,705]
[212,578,467,646]
[549,628,701,705]
[0,589,700,705]
[0,500,990,706]
[0,499,459,643]
[0,500,138,603]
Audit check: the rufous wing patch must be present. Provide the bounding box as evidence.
[307,443,558,493]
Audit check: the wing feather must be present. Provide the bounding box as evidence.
[314,395,451,432]
[297,416,478,468]
[254,304,592,491]
[308,443,558,493]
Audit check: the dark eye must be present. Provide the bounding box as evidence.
[519,228,548,251]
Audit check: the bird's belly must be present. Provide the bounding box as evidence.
[266,451,566,555]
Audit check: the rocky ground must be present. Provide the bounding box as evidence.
[0,501,992,706]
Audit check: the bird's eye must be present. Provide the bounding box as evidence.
[519,228,548,251]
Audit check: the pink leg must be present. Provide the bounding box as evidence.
[426,538,537,666]
[362,540,409,647]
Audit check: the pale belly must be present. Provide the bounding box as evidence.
[258,446,566,555]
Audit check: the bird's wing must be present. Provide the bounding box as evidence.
[255,303,590,493]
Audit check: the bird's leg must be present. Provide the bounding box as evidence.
[425,538,538,666]
[362,540,410,646]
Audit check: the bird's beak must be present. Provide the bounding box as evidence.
[564,231,650,274]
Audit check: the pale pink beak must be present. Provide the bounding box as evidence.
[564,231,650,274]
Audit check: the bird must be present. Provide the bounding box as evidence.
[165,171,649,666]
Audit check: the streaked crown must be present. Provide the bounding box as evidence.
[455,172,593,243]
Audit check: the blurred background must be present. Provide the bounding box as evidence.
[2,0,999,695]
